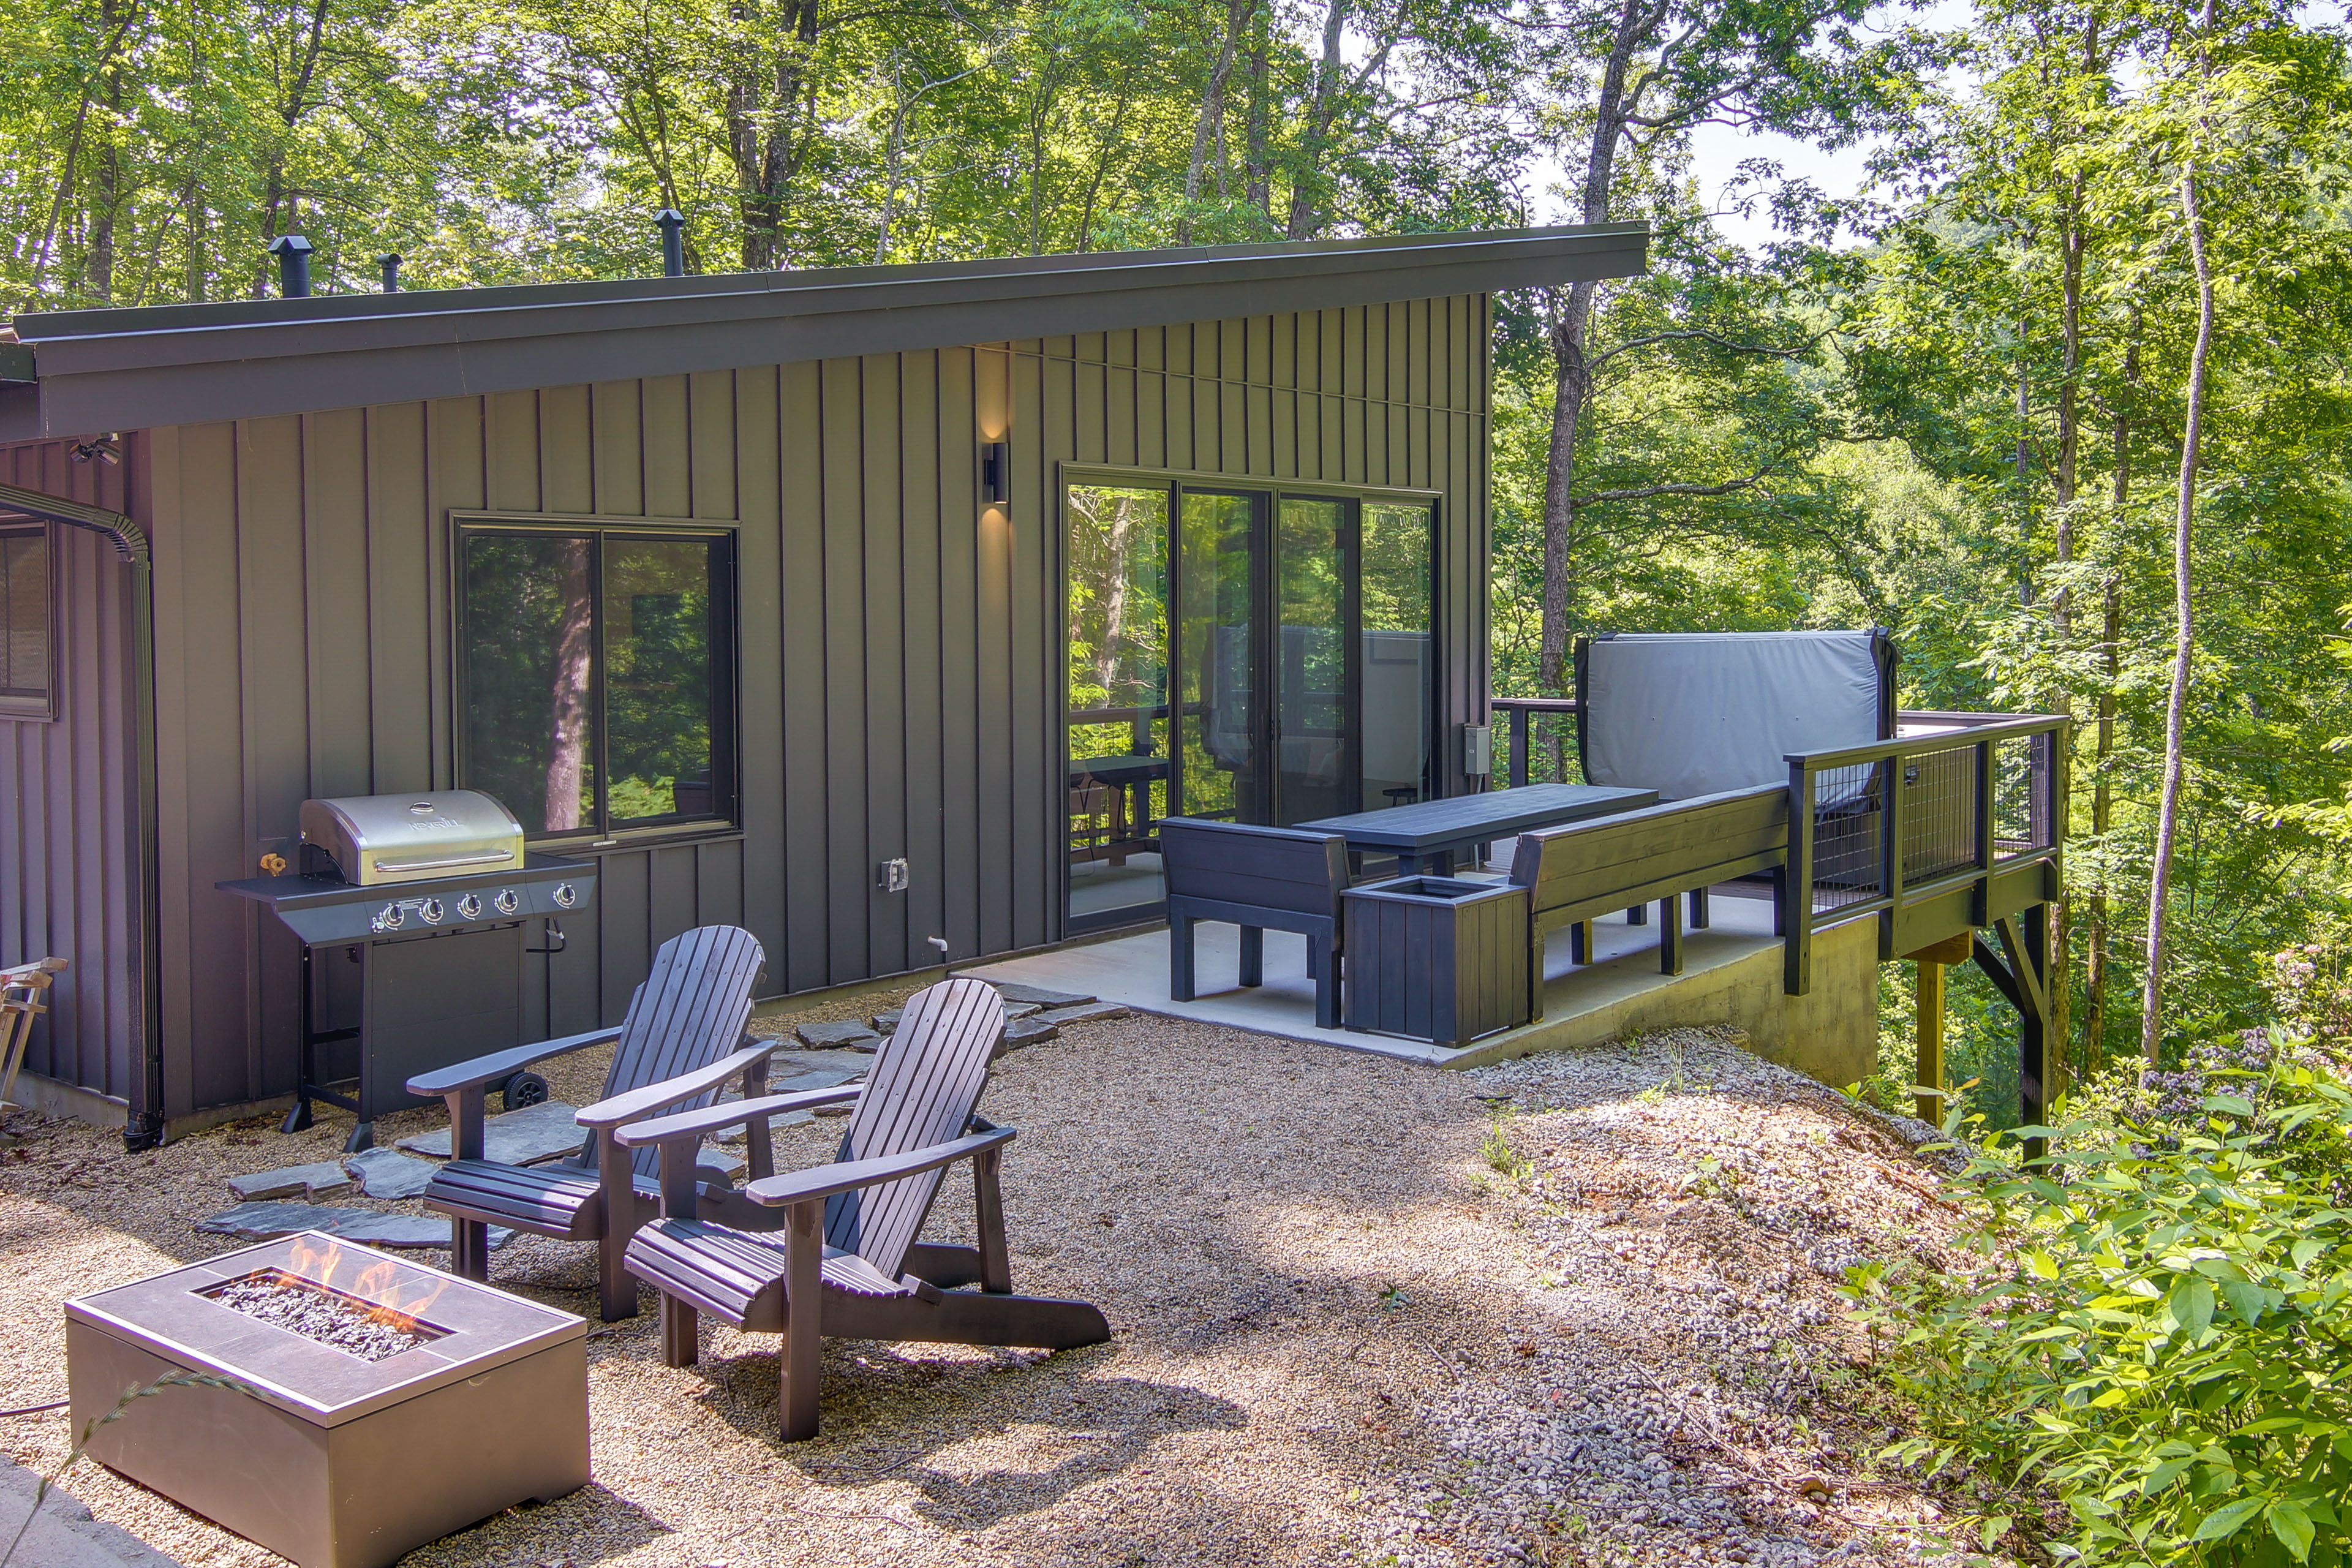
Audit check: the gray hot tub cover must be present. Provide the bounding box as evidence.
[1577,630,1893,802]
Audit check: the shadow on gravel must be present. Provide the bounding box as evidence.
[687,1352,1246,1528]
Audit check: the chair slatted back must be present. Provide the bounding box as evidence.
[584,925,765,1181]
[824,978,1005,1279]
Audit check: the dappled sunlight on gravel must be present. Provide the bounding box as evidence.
[2,1009,1977,1566]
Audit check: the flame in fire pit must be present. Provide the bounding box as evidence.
[282,1234,451,1335]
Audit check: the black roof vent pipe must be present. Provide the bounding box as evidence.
[655,209,686,277]
[268,234,314,298]
[379,252,402,293]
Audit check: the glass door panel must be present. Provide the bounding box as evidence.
[1177,491,1262,825]
[1360,501,1434,808]
[1066,484,1172,924]
[1276,497,1349,823]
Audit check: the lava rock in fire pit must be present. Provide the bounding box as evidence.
[396,1098,586,1164]
[195,1202,514,1251]
[211,1274,434,1363]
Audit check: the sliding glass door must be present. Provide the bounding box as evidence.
[1066,476,1436,930]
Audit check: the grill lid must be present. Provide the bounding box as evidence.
[300,791,527,887]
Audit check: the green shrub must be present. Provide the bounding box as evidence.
[1846,1059,2352,1566]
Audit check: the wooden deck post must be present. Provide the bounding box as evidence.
[1904,933,1972,1126]
[1915,960,1945,1124]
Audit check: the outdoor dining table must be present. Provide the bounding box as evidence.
[1295,782,1660,878]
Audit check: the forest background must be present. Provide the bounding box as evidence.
[4,0,2348,1126]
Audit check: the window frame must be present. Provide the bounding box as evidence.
[450,511,742,848]
[0,519,58,724]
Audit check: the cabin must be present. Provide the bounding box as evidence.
[0,224,1657,1142]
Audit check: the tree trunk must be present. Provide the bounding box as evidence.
[1245,9,1271,217]
[2087,322,2138,1072]
[1177,0,1251,245]
[1284,0,1349,240]
[1537,0,1660,693]
[2141,162,2214,1064]
[731,0,821,271]
[543,538,597,834]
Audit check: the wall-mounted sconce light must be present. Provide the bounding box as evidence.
[979,441,1010,504]
[69,434,122,467]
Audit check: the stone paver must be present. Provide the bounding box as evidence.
[0,1459,186,1567]
[763,1048,877,1074]
[985,980,1095,1008]
[1033,1001,1133,1027]
[193,1202,514,1250]
[341,1147,440,1199]
[993,1017,1060,1054]
[792,1019,878,1050]
[396,1099,584,1163]
[224,1160,353,1202]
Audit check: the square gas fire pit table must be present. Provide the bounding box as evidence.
[66,1232,589,1568]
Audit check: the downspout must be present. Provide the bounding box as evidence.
[0,478,163,1149]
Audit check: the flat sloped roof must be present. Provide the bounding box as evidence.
[0,224,1645,440]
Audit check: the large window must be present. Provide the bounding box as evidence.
[0,524,53,721]
[456,521,737,841]
[1065,477,1438,927]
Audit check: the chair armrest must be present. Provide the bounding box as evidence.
[743,1126,1017,1208]
[405,1026,622,1099]
[575,1039,780,1129]
[611,1085,864,1147]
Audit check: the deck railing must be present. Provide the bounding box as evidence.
[1487,696,2067,992]
[1782,712,2067,993]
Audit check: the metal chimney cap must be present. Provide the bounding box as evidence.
[653,209,685,226]
[268,235,315,255]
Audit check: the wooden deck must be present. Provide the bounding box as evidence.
[962,883,1880,1085]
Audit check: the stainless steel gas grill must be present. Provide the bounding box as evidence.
[217,791,597,1152]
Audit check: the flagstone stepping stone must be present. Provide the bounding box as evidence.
[195,1202,513,1250]
[768,1048,880,1075]
[341,1147,441,1200]
[1035,1001,1133,1027]
[870,1008,902,1032]
[713,1108,818,1145]
[793,1019,879,1050]
[396,1098,584,1164]
[226,1161,354,1202]
[993,1017,1060,1054]
[987,981,1095,1008]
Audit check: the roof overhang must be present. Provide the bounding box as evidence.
[1,224,1646,441]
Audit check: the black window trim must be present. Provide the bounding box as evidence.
[449,510,742,848]
[0,518,58,724]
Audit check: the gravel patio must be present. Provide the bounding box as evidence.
[0,997,1972,1568]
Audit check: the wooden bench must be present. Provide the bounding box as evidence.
[1160,818,1351,1029]
[1507,786,1789,1018]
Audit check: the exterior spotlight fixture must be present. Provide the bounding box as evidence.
[69,434,123,466]
[979,441,1010,504]
[268,234,314,298]
[654,209,687,277]
[379,253,402,292]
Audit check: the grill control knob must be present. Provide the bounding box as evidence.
[493,888,519,916]
[377,904,404,931]
[552,883,578,910]
[456,893,482,921]
[420,898,445,924]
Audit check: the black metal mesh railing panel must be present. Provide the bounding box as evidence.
[1992,734,2047,857]
[1900,744,1978,885]
[1809,762,1882,910]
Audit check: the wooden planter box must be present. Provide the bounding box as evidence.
[1341,876,1529,1045]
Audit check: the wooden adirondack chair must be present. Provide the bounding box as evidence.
[617,976,1111,1441]
[410,924,775,1321]
[1,958,69,1112]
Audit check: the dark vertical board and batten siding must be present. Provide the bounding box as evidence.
[0,293,1491,1120]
